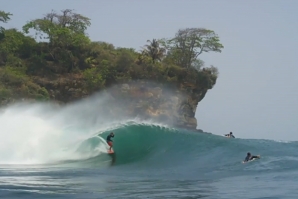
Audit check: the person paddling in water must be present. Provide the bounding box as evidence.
[225,132,235,138]
[106,132,115,152]
[243,152,260,163]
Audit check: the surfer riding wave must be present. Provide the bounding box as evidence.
[106,132,115,152]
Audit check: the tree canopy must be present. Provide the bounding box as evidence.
[0,10,12,22]
[161,28,224,69]
[22,9,91,40]
[0,10,13,40]
[0,9,223,103]
[22,9,91,72]
[142,39,166,64]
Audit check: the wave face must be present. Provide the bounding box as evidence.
[99,124,298,178]
[1,96,298,181]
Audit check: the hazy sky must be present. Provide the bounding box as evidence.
[2,0,298,141]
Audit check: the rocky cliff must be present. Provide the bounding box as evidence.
[21,67,216,130]
[0,64,217,130]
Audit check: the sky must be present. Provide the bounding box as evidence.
[1,0,298,141]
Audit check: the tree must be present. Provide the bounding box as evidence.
[22,9,91,72]
[0,11,12,23]
[162,28,223,69]
[142,39,165,64]
[22,9,91,41]
[192,59,205,71]
[0,11,12,40]
[0,29,24,54]
[0,28,32,65]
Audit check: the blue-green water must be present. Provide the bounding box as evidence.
[0,99,298,199]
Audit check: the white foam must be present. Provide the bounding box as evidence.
[0,101,109,164]
[0,83,181,164]
[0,104,171,164]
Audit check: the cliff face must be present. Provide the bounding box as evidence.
[106,81,207,129]
[27,71,213,130]
[0,66,216,130]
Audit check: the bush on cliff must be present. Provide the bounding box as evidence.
[0,66,49,101]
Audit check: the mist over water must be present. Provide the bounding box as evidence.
[0,82,178,165]
[0,91,118,164]
[0,103,98,164]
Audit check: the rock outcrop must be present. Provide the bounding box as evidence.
[1,67,216,130]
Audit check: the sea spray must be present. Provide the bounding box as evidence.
[0,91,130,164]
[0,102,105,164]
[0,83,177,165]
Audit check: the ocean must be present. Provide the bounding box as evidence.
[0,101,297,199]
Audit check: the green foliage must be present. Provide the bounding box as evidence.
[136,53,151,65]
[18,36,37,59]
[0,10,12,40]
[115,48,137,73]
[0,66,28,86]
[18,82,50,101]
[204,65,219,77]
[192,59,205,71]
[22,9,91,72]
[0,29,25,54]
[22,9,91,39]
[195,66,219,89]
[6,54,23,67]
[0,10,221,104]
[85,42,115,59]
[0,86,12,99]
[0,66,50,100]
[83,67,105,90]
[161,28,223,69]
[0,11,12,23]
[35,87,50,101]
[142,39,165,64]
[99,60,115,81]
[0,28,36,65]
[26,53,48,75]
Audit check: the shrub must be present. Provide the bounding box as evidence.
[0,66,28,86]
[83,67,106,91]
[0,87,12,99]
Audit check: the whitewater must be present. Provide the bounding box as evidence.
[0,93,297,198]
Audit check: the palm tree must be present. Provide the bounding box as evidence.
[142,39,165,64]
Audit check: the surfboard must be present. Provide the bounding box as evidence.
[223,135,235,138]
